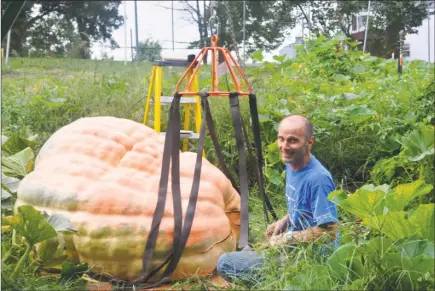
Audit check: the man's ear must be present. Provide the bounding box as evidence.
[308,136,314,147]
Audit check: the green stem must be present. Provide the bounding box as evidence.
[11,243,32,278]
[419,163,425,204]
[1,245,14,264]
[419,163,425,180]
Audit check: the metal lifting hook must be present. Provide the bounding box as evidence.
[209,0,220,37]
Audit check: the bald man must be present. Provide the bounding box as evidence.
[216,114,340,286]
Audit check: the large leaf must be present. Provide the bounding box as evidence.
[42,212,78,233]
[328,189,348,204]
[407,204,434,242]
[250,49,264,62]
[1,190,12,210]
[60,262,89,281]
[1,172,20,210]
[363,204,434,241]
[334,187,387,218]
[362,211,413,240]
[1,132,38,156]
[397,237,434,259]
[2,205,57,245]
[400,125,434,161]
[384,248,434,283]
[1,172,20,193]
[265,167,282,186]
[360,236,395,260]
[265,142,281,165]
[326,243,363,283]
[1,147,35,178]
[385,180,433,212]
[370,158,399,184]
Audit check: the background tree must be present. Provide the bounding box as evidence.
[136,38,162,62]
[171,0,299,63]
[298,0,430,58]
[1,0,123,59]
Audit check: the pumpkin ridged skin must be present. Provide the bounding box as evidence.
[16,116,240,282]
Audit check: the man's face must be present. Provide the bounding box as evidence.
[277,119,313,164]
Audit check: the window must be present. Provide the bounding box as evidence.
[352,15,365,32]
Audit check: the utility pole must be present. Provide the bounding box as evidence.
[134,0,139,62]
[308,2,312,39]
[398,30,404,79]
[5,29,11,65]
[363,0,371,54]
[242,0,246,69]
[428,1,431,62]
[171,0,175,51]
[130,29,134,62]
[124,1,128,65]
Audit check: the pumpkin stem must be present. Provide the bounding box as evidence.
[11,243,32,278]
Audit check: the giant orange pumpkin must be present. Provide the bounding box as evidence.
[15,116,241,282]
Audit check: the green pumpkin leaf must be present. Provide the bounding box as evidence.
[2,205,57,246]
[273,55,286,63]
[1,172,19,210]
[385,180,433,212]
[408,204,434,242]
[1,132,38,156]
[336,187,387,218]
[60,262,89,281]
[328,189,348,204]
[397,237,434,259]
[363,211,413,240]
[383,251,434,283]
[265,167,282,186]
[40,255,69,269]
[360,236,395,260]
[1,172,20,193]
[400,125,434,161]
[265,142,281,165]
[327,243,363,282]
[370,158,400,185]
[1,147,35,178]
[250,49,264,62]
[348,105,377,116]
[360,184,391,193]
[42,212,78,233]
[38,237,61,262]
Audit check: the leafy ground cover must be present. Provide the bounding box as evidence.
[1,36,434,290]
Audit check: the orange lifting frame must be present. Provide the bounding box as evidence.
[175,34,253,96]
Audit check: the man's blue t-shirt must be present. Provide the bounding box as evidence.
[285,155,340,248]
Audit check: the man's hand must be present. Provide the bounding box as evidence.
[265,215,290,238]
[269,232,292,247]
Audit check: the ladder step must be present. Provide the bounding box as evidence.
[159,130,200,139]
[151,96,198,104]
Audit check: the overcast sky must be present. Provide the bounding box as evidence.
[90,1,303,62]
[90,1,433,63]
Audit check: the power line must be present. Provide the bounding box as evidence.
[93,44,201,50]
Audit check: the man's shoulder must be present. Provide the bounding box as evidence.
[305,157,335,187]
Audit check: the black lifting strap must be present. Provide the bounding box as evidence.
[203,99,240,194]
[240,116,271,225]
[229,92,250,249]
[248,93,278,222]
[131,92,209,288]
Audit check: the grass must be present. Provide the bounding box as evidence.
[2,53,433,290]
[1,57,285,290]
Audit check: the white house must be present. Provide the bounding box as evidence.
[278,2,434,62]
[403,2,434,62]
[350,2,434,62]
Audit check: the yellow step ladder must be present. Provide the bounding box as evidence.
[143,55,202,152]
